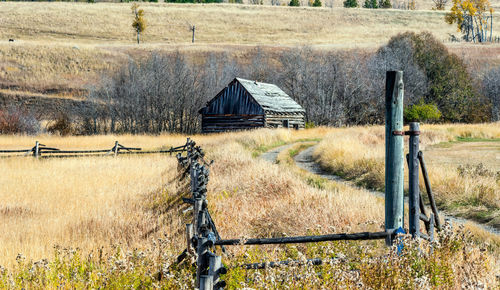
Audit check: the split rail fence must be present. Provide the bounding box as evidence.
[0,141,187,158]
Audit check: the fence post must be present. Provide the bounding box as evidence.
[418,151,441,231]
[113,141,119,157]
[34,141,40,158]
[385,71,405,245]
[209,254,226,289]
[186,224,194,257]
[408,122,420,239]
[191,25,196,43]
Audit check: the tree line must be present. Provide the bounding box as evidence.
[76,32,498,135]
[1,32,498,135]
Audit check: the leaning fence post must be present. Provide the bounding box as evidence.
[408,122,420,239]
[385,71,405,245]
[418,151,441,231]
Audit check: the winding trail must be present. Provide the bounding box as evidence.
[261,142,500,236]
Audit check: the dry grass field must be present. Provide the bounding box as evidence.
[0,126,499,287]
[313,123,500,230]
[1,2,500,96]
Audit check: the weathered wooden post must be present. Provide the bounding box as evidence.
[209,254,227,289]
[186,223,195,257]
[113,141,119,157]
[191,25,196,43]
[385,71,404,245]
[418,151,441,231]
[34,141,40,158]
[408,122,420,239]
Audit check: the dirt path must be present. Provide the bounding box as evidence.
[261,142,500,236]
[260,143,295,163]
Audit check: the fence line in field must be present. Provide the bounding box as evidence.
[0,141,187,158]
[173,138,408,290]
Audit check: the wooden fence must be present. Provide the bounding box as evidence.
[173,138,404,290]
[0,141,187,158]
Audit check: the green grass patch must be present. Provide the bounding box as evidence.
[455,137,500,143]
[251,140,288,158]
[434,137,500,148]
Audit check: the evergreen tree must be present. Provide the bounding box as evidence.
[379,0,391,8]
[343,0,358,7]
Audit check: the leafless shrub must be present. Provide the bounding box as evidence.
[0,106,40,135]
[482,66,500,121]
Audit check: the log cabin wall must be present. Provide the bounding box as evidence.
[264,112,305,129]
[201,114,265,133]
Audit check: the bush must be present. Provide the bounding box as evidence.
[482,66,500,121]
[312,0,322,6]
[289,0,300,6]
[404,101,442,123]
[383,32,486,122]
[343,0,358,7]
[378,0,391,7]
[0,106,40,135]
[305,121,315,129]
[47,114,73,136]
[363,0,378,8]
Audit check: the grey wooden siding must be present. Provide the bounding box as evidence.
[265,112,305,129]
[201,114,265,133]
[201,81,264,115]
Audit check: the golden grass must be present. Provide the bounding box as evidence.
[0,126,499,286]
[0,128,337,267]
[313,123,500,229]
[5,3,495,45]
[1,2,499,95]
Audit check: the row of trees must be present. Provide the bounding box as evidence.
[3,32,496,135]
[75,32,497,135]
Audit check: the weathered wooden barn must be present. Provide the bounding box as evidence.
[199,78,305,133]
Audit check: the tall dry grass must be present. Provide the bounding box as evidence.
[0,128,332,267]
[0,127,498,287]
[313,123,500,229]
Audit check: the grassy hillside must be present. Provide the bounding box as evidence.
[2,3,490,45]
[1,2,499,98]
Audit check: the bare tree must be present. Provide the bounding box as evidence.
[482,66,500,121]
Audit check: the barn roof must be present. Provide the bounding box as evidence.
[235,78,305,114]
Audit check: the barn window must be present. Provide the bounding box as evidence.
[293,124,299,130]
[282,119,290,128]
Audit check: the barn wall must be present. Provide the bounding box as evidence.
[265,112,305,129]
[203,81,264,115]
[201,114,265,133]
